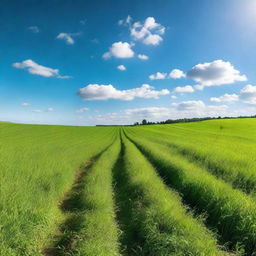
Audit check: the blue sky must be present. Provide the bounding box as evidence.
[0,0,256,125]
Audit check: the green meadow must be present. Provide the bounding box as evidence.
[0,118,256,255]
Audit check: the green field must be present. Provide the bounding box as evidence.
[1,119,256,255]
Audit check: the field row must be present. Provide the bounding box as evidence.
[1,119,256,255]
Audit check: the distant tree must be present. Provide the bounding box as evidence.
[133,122,139,126]
[142,119,147,125]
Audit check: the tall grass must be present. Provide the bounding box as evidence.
[114,134,227,255]
[69,136,122,256]
[0,123,116,256]
[125,128,256,254]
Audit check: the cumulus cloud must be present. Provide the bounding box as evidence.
[77,84,169,101]
[239,84,256,104]
[21,102,31,107]
[76,107,89,113]
[172,100,228,117]
[117,65,126,71]
[32,107,53,113]
[169,69,186,79]
[138,54,149,60]
[103,42,134,59]
[149,69,185,80]
[209,85,256,105]
[187,60,247,87]
[28,26,40,33]
[130,17,165,45]
[210,93,239,103]
[13,59,71,78]
[149,72,167,80]
[173,85,194,93]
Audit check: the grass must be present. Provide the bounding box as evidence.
[127,119,256,194]
[112,132,227,255]
[1,118,256,255]
[0,123,117,256]
[124,127,256,254]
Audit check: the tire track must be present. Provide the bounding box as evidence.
[42,143,114,256]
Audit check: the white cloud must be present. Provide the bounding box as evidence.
[77,83,169,101]
[32,107,53,113]
[138,54,149,60]
[89,102,231,125]
[171,95,177,99]
[124,107,171,118]
[193,84,204,91]
[103,42,134,59]
[13,59,71,78]
[239,84,256,104]
[76,107,89,113]
[149,72,167,80]
[143,34,163,45]
[172,100,228,117]
[209,85,256,105]
[187,60,247,87]
[21,102,31,107]
[169,69,186,79]
[118,15,132,26]
[28,26,40,33]
[56,32,81,45]
[210,93,239,103]
[130,17,165,45]
[117,65,126,71]
[56,33,75,44]
[172,100,205,111]
[173,85,194,93]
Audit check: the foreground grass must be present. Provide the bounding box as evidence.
[64,136,122,256]
[113,133,227,255]
[0,123,116,256]
[125,128,256,255]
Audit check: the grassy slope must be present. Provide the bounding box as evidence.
[125,118,256,254]
[0,123,117,256]
[1,118,255,255]
[127,118,256,193]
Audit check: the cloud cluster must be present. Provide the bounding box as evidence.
[187,60,247,87]
[149,69,185,80]
[130,17,165,45]
[149,72,167,80]
[13,59,71,78]
[211,85,256,104]
[210,94,239,102]
[103,42,134,59]
[239,84,256,104]
[77,84,169,101]
[89,101,231,125]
